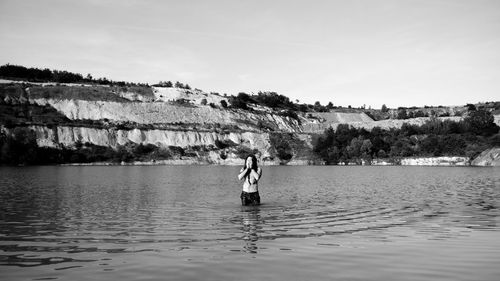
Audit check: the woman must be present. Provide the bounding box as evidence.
[238,155,262,206]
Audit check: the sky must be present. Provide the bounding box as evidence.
[1,0,499,108]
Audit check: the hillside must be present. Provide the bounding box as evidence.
[0,80,315,165]
[1,69,499,166]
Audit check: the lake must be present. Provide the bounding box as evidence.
[0,165,499,281]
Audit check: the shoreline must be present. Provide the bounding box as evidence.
[55,155,498,167]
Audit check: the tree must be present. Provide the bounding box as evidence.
[464,109,499,135]
[200,98,207,105]
[323,146,341,164]
[377,149,387,158]
[314,101,326,112]
[229,96,248,110]
[466,103,477,111]
[0,128,39,165]
[346,137,364,163]
[237,92,251,102]
[360,139,373,163]
[397,109,408,119]
[253,91,295,109]
[326,102,334,110]
[381,104,388,113]
[401,123,419,136]
[414,110,426,117]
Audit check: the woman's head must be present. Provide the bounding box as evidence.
[245,155,258,170]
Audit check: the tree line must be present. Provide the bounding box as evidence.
[1,64,366,114]
[152,81,191,89]
[313,109,500,164]
[0,63,148,87]
[228,91,340,113]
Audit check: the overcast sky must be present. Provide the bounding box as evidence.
[1,0,499,108]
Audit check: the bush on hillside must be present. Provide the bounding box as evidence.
[464,109,499,136]
[214,139,237,149]
[229,96,248,110]
[234,145,259,159]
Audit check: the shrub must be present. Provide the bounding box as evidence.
[134,143,156,154]
[229,96,248,110]
[397,109,408,119]
[219,151,227,160]
[377,149,387,158]
[464,109,499,136]
[215,139,237,149]
[269,133,293,161]
[235,145,259,159]
[168,146,185,156]
[278,109,299,122]
[220,100,228,108]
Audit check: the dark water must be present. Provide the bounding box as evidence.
[0,166,499,281]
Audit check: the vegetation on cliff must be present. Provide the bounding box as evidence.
[313,109,500,164]
[268,133,316,164]
[0,63,148,87]
[0,127,204,165]
[228,91,327,118]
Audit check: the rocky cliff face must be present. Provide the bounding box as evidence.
[27,96,479,134]
[26,125,270,151]
[301,115,463,133]
[30,98,301,132]
[471,148,500,166]
[399,156,470,166]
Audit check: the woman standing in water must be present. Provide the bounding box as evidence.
[238,155,262,206]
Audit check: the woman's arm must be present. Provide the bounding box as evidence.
[249,167,262,181]
[238,167,249,180]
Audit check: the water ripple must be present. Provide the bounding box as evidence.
[1,166,499,280]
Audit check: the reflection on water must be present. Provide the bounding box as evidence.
[0,166,500,280]
[241,208,261,254]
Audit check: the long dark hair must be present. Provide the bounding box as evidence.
[242,155,258,177]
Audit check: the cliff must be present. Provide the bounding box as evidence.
[29,98,301,133]
[25,125,271,151]
[301,114,463,133]
[399,156,470,166]
[1,80,499,166]
[1,124,317,165]
[470,148,500,166]
[6,81,496,134]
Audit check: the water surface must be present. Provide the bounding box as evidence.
[1,166,499,280]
